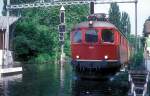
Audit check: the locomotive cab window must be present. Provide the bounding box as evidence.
[101,29,114,43]
[73,30,82,43]
[85,29,98,43]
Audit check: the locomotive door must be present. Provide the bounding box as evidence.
[82,29,101,60]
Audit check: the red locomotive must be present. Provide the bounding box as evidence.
[70,14,131,78]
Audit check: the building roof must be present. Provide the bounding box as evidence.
[73,21,116,29]
[0,16,19,30]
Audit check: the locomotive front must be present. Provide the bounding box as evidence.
[70,14,122,78]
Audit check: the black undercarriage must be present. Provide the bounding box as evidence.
[71,60,121,79]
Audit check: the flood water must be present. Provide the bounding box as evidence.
[0,61,129,96]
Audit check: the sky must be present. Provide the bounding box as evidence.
[0,0,150,35]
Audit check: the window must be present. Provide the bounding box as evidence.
[73,30,82,43]
[101,29,114,43]
[85,29,98,43]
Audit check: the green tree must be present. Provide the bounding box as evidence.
[14,11,58,62]
[109,3,121,30]
[109,3,131,36]
[120,12,131,35]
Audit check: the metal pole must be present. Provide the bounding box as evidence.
[6,0,10,49]
[135,0,138,53]
[61,44,64,56]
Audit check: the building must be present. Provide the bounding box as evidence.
[0,16,19,68]
[143,16,150,37]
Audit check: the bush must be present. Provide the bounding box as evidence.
[130,50,144,69]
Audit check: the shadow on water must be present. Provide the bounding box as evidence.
[0,62,129,96]
[72,78,128,96]
[72,79,112,96]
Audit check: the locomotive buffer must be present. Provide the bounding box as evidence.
[128,70,149,96]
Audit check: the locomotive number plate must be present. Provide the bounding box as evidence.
[89,46,95,49]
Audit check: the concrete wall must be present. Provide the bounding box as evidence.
[0,50,2,67]
[3,50,14,68]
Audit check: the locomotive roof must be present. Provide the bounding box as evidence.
[73,21,128,41]
[73,21,116,29]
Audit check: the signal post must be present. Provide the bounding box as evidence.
[59,6,66,63]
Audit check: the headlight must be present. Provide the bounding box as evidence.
[76,55,80,59]
[104,55,108,59]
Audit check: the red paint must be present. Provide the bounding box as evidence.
[71,24,130,65]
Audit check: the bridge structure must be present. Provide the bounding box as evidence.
[6,0,137,9]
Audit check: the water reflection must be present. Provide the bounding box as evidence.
[0,74,22,96]
[0,62,129,96]
[60,63,65,88]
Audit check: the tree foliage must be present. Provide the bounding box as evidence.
[109,3,121,30]
[109,3,131,35]
[120,12,131,35]
[14,9,59,62]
